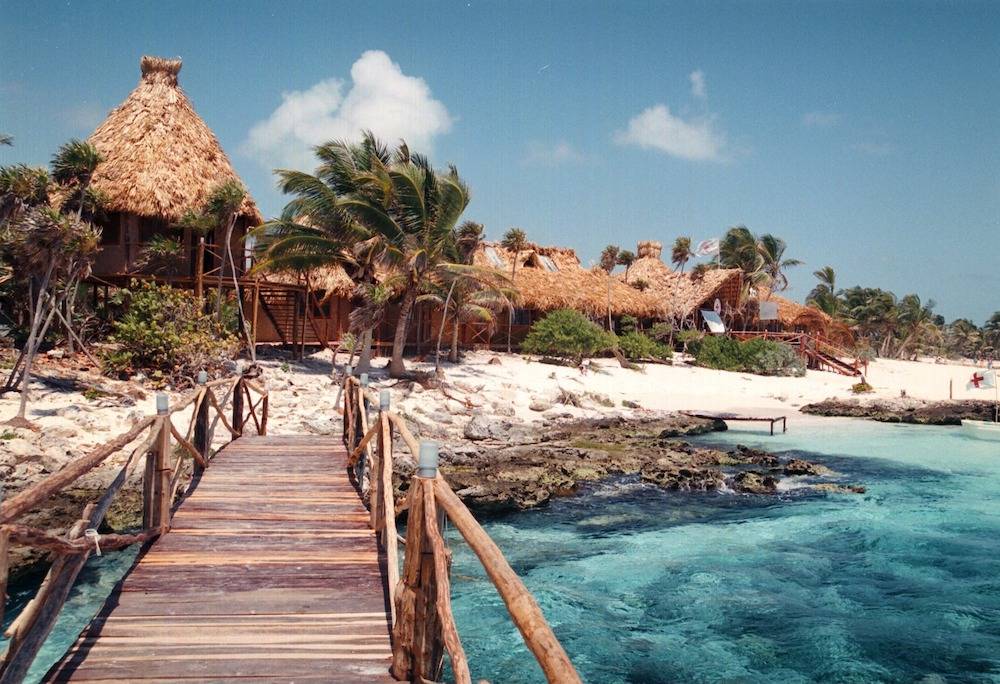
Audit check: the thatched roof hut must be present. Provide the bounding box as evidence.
[88,56,261,224]
[757,294,853,344]
[619,240,743,320]
[472,241,655,318]
[264,263,356,298]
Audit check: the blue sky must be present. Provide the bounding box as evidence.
[2,0,999,322]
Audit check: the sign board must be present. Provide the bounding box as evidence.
[759,301,779,321]
[700,309,726,334]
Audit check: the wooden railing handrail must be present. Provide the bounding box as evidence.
[340,376,580,684]
[0,370,269,683]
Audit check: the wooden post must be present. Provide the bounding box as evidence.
[0,528,8,628]
[260,394,269,436]
[251,281,261,359]
[292,291,302,360]
[195,237,205,301]
[193,373,210,476]
[391,446,446,682]
[232,376,245,438]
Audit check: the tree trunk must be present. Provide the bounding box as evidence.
[355,329,374,375]
[215,215,236,321]
[14,264,56,421]
[434,280,457,377]
[448,317,461,363]
[606,275,613,331]
[389,288,417,378]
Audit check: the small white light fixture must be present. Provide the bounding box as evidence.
[417,441,439,478]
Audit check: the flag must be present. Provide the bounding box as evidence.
[967,370,996,390]
[695,238,720,257]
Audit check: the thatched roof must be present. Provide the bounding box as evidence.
[619,242,743,319]
[263,263,356,298]
[473,241,657,317]
[761,294,832,328]
[86,56,262,224]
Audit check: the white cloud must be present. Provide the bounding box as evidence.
[689,70,707,100]
[243,50,453,170]
[614,104,726,161]
[802,111,840,127]
[522,141,584,166]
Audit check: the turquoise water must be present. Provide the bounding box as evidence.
[1,547,139,683]
[6,419,999,682]
[448,419,1000,683]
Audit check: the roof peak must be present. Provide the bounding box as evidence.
[140,56,182,85]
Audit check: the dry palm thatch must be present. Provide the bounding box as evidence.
[758,293,853,343]
[620,242,743,319]
[264,263,357,298]
[85,56,261,224]
[472,241,656,318]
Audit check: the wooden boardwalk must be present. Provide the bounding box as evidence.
[45,435,395,682]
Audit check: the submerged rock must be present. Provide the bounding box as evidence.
[732,470,778,494]
[784,458,832,476]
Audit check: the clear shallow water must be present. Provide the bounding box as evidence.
[1,547,138,683]
[448,419,1000,683]
[5,420,998,683]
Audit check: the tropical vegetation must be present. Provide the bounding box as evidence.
[522,309,615,364]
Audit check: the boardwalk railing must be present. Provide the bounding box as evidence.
[342,376,581,684]
[0,371,268,683]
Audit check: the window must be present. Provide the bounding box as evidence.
[512,308,533,326]
[484,246,504,268]
[98,214,121,246]
[138,217,172,244]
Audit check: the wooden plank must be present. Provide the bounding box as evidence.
[44,436,395,683]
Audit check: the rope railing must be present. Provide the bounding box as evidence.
[342,376,580,684]
[0,370,268,683]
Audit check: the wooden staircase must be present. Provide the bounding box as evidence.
[731,330,863,377]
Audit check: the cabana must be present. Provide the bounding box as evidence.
[465,241,656,346]
[619,241,743,331]
[85,56,262,280]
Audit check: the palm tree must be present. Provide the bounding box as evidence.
[500,227,528,353]
[599,244,619,330]
[719,226,769,307]
[984,311,1000,351]
[756,233,802,292]
[671,236,694,272]
[896,294,941,359]
[807,266,841,317]
[617,249,636,282]
[327,138,471,377]
[0,164,50,225]
[51,139,102,220]
[0,134,12,146]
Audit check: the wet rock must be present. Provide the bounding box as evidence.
[622,399,641,409]
[729,445,779,467]
[732,471,778,494]
[811,483,866,495]
[783,458,832,476]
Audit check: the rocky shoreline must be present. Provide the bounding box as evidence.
[801,397,997,425]
[383,412,866,513]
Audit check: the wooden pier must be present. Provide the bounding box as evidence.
[684,411,788,435]
[0,374,580,683]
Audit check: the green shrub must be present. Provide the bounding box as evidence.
[851,380,874,394]
[522,309,614,363]
[616,331,671,361]
[618,315,638,334]
[694,336,805,377]
[675,328,705,354]
[103,281,238,381]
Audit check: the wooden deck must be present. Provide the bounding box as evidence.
[45,435,395,682]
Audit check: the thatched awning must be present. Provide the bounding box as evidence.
[619,252,743,319]
[263,263,356,298]
[472,241,658,318]
[86,56,262,224]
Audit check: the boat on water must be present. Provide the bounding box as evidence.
[961,419,1000,440]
